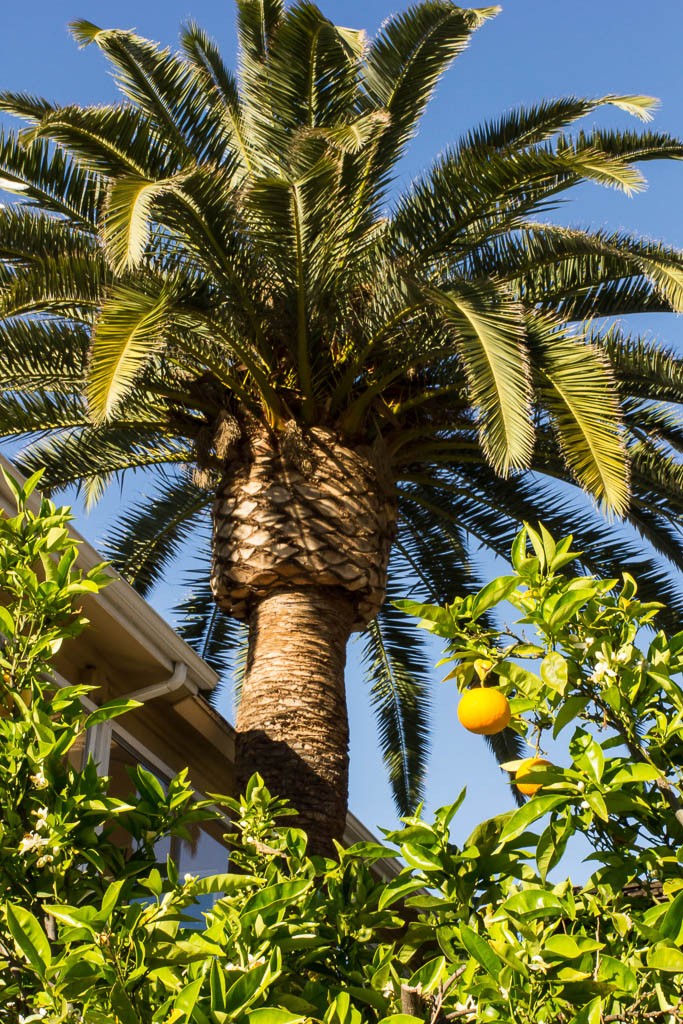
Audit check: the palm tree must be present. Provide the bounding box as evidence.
[3,0,683,852]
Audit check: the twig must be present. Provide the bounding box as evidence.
[604,997,683,1022]
[429,966,468,1024]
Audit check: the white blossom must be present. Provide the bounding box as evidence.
[32,806,49,831]
[30,769,48,790]
[589,653,617,685]
[18,832,49,855]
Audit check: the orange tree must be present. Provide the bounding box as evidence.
[3,482,683,1023]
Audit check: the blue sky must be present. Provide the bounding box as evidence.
[2,0,683,872]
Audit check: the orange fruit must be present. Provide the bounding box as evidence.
[457,687,511,735]
[515,757,552,797]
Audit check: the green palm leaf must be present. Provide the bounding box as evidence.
[103,472,211,595]
[435,286,533,474]
[174,555,250,697]
[101,173,185,272]
[86,282,174,422]
[363,1,497,179]
[0,129,103,225]
[460,94,657,154]
[529,315,629,514]
[361,598,432,815]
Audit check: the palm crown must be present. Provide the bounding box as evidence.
[3,0,683,825]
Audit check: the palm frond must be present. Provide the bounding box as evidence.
[414,465,683,630]
[435,285,533,474]
[460,94,658,154]
[361,596,432,815]
[605,329,683,403]
[0,391,88,439]
[236,0,285,63]
[15,428,191,495]
[0,206,96,264]
[69,21,226,165]
[0,253,108,321]
[393,138,651,270]
[102,471,211,595]
[0,129,103,225]
[363,1,497,181]
[529,314,629,514]
[180,21,250,172]
[0,319,87,391]
[86,281,175,422]
[174,555,249,691]
[22,104,176,179]
[101,173,186,272]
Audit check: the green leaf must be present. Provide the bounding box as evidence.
[547,589,595,628]
[647,943,683,972]
[192,873,261,895]
[540,652,569,694]
[5,904,52,977]
[660,891,683,942]
[174,977,204,1017]
[536,815,571,882]
[544,934,583,959]
[498,794,568,844]
[248,1011,305,1024]
[570,730,605,782]
[400,843,443,872]
[393,599,454,633]
[586,791,608,821]
[470,575,519,619]
[100,879,125,921]
[502,888,565,918]
[0,606,15,636]
[224,961,274,1015]
[596,954,637,993]
[376,1017,424,1024]
[111,981,143,1024]
[459,924,503,979]
[240,880,311,926]
[378,877,427,911]
[569,997,602,1024]
[611,763,661,784]
[407,955,447,995]
[553,696,589,738]
[84,698,142,728]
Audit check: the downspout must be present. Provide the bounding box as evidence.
[86,662,196,775]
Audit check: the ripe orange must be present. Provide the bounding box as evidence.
[515,757,552,797]
[457,687,511,735]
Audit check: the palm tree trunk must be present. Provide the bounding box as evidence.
[211,422,396,854]
[235,585,355,856]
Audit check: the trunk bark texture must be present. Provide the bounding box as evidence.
[236,586,354,856]
[211,423,396,628]
[210,422,396,853]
